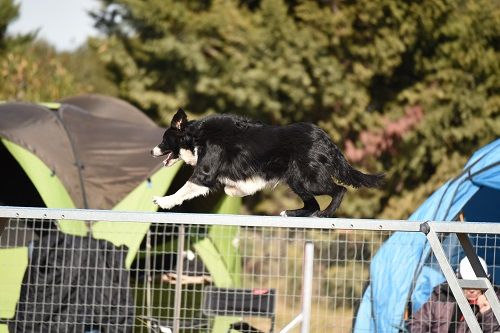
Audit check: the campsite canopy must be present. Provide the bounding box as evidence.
[354,138,500,332]
[0,94,176,211]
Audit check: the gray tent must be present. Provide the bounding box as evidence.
[0,93,175,211]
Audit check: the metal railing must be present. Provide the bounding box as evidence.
[1,205,499,333]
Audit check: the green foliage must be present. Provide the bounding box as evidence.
[0,41,88,101]
[92,0,500,219]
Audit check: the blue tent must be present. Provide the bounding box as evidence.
[354,139,500,332]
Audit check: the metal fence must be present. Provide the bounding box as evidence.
[0,206,499,333]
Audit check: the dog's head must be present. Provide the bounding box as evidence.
[151,108,188,167]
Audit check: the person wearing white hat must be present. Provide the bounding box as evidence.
[408,256,500,333]
[459,256,491,315]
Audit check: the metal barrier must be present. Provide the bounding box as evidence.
[1,206,499,333]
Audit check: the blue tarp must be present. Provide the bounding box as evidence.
[354,139,500,332]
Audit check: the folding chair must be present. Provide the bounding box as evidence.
[140,286,276,333]
[202,286,276,333]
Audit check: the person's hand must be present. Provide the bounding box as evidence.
[477,294,491,313]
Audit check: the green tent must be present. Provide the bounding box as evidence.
[0,94,241,332]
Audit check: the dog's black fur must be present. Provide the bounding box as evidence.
[151,108,384,217]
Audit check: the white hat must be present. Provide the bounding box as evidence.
[459,256,488,280]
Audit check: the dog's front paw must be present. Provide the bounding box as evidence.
[153,196,177,210]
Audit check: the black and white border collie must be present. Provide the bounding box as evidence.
[151,108,384,217]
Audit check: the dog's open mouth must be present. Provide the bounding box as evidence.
[163,152,173,166]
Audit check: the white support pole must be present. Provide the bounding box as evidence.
[146,229,152,333]
[279,241,314,333]
[423,224,482,333]
[301,241,314,333]
[173,224,185,333]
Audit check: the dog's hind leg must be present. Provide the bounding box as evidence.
[281,182,320,217]
[311,183,347,218]
[281,197,319,217]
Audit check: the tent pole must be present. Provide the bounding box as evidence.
[173,225,185,333]
[146,229,152,333]
[53,108,89,209]
[422,223,482,333]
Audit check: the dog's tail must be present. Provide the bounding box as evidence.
[329,144,385,188]
[339,165,385,188]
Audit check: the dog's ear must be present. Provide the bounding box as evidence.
[171,108,188,130]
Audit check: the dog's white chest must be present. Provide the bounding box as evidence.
[180,148,198,166]
[220,177,279,197]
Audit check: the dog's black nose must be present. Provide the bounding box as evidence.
[150,149,154,155]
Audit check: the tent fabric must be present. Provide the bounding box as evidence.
[0,94,184,264]
[1,139,88,236]
[1,139,76,209]
[0,96,165,210]
[61,94,156,126]
[0,103,85,205]
[57,103,163,209]
[354,139,500,333]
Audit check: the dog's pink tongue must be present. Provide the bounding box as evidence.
[163,152,173,166]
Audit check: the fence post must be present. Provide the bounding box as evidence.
[301,241,314,333]
[146,229,152,333]
[280,241,314,333]
[422,223,482,333]
[173,224,185,333]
